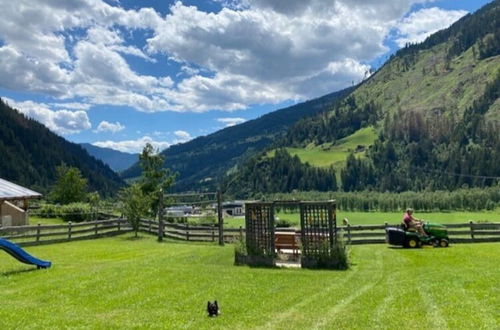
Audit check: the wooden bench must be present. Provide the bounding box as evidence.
[275,232,299,255]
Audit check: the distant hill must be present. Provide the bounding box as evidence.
[121,87,353,191]
[231,0,500,195]
[80,143,138,173]
[0,99,125,196]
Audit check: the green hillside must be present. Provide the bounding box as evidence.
[121,87,352,191]
[278,127,377,168]
[0,99,124,196]
[234,1,500,195]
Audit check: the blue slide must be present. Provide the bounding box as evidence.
[0,238,51,269]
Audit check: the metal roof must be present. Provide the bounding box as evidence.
[0,178,42,202]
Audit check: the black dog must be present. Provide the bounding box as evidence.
[207,300,219,317]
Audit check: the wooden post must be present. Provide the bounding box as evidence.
[94,221,98,236]
[347,223,351,244]
[36,223,41,242]
[149,219,153,233]
[217,190,224,246]
[158,190,164,242]
[68,221,72,239]
[470,221,475,242]
[186,223,190,241]
[212,224,215,242]
[239,226,243,240]
[118,219,121,232]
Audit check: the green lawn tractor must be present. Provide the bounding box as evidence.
[386,222,450,248]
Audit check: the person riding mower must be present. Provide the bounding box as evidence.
[386,209,450,248]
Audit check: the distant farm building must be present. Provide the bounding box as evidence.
[0,178,42,227]
[165,205,201,217]
[222,201,245,216]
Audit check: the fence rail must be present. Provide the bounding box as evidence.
[140,220,500,245]
[0,219,131,246]
[1,220,498,247]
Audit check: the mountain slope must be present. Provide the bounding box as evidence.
[0,99,125,196]
[121,87,353,190]
[232,0,500,195]
[80,143,138,173]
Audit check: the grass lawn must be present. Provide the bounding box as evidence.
[224,210,500,229]
[0,235,498,329]
[28,216,66,225]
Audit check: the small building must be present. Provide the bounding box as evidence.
[222,201,245,216]
[0,178,42,227]
[165,205,194,217]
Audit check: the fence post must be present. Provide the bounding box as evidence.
[217,190,224,246]
[186,223,190,241]
[36,223,41,242]
[149,219,153,234]
[158,190,164,242]
[470,221,475,242]
[68,221,72,239]
[158,220,164,242]
[118,219,121,232]
[212,224,215,242]
[347,223,351,244]
[239,226,243,240]
[94,221,98,236]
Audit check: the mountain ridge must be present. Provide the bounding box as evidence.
[0,99,125,196]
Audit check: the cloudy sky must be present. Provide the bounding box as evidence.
[0,0,491,153]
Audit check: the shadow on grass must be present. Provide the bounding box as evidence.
[120,235,148,241]
[1,267,39,277]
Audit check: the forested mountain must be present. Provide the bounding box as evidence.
[121,87,352,191]
[0,99,124,196]
[80,143,138,173]
[231,0,500,196]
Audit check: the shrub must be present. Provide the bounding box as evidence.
[275,218,294,228]
[303,234,350,270]
[38,204,60,218]
[60,203,92,222]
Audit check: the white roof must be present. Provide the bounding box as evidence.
[0,178,42,201]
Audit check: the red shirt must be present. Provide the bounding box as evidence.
[403,213,412,225]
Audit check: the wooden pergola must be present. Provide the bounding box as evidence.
[0,178,42,221]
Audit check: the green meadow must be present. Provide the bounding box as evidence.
[224,210,500,229]
[0,235,498,329]
[267,126,377,169]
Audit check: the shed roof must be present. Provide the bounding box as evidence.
[0,178,42,202]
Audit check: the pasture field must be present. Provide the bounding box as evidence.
[0,235,498,329]
[224,210,500,229]
[267,126,377,169]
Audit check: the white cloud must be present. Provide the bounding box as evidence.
[395,7,468,47]
[50,102,92,111]
[174,130,192,142]
[3,97,91,135]
[0,0,443,113]
[217,117,246,127]
[93,136,170,154]
[95,121,125,133]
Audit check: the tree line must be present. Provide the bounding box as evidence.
[266,187,500,212]
[226,149,337,196]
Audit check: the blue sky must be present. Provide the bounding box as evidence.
[0,0,492,153]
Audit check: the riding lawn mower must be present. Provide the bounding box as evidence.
[386,222,450,248]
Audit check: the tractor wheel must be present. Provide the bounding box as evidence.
[407,237,420,248]
[439,239,449,248]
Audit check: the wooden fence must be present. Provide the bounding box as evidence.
[0,219,130,247]
[141,220,500,245]
[1,219,498,247]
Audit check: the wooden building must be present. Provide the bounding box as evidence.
[0,178,42,227]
